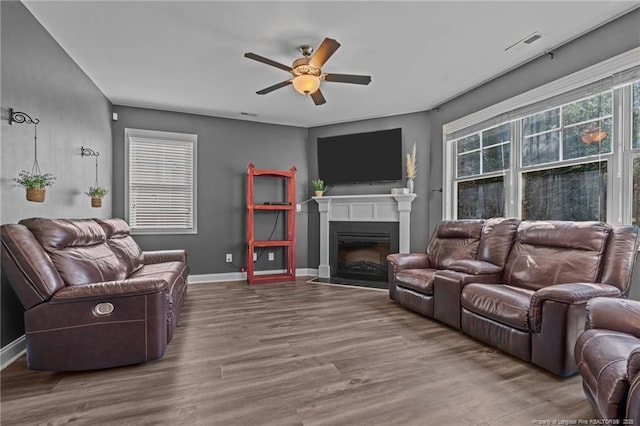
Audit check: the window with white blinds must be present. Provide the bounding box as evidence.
[125,129,197,234]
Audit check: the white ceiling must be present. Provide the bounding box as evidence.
[23,1,640,128]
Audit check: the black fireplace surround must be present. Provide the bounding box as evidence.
[329,221,400,283]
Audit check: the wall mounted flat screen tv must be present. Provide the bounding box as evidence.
[317,128,403,185]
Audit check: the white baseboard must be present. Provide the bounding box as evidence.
[188,268,318,284]
[1,335,25,370]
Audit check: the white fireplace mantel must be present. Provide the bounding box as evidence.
[313,194,417,279]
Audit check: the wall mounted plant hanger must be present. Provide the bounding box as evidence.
[81,146,108,207]
[9,108,56,202]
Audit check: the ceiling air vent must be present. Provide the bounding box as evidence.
[505,31,543,53]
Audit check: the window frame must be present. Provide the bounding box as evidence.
[125,128,198,235]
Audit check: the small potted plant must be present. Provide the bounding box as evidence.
[312,178,326,197]
[14,170,56,202]
[85,186,109,208]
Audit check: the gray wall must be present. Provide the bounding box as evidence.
[306,112,430,266]
[1,1,113,347]
[111,106,309,275]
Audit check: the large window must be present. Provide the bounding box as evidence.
[445,52,640,225]
[125,129,197,234]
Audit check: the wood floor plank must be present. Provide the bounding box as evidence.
[1,279,596,425]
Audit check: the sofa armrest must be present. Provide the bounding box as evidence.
[585,297,640,338]
[529,283,621,332]
[143,250,187,264]
[629,347,640,384]
[628,371,640,424]
[447,259,503,275]
[50,278,169,303]
[387,253,430,270]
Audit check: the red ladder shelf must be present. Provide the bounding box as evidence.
[246,163,296,284]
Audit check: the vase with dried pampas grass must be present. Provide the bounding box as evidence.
[405,143,417,193]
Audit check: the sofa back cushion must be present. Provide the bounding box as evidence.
[95,218,144,276]
[600,225,640,295]
[426,220,484,269]
[477,217,521,268]
[503,221,610,291]
[20,218,127,286]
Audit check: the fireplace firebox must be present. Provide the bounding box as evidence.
[329,222,399,284]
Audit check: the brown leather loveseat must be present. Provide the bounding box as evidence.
[574,297,640,423]
[1,217,190,371]
[387,218,520,326]
[388,219,640,377]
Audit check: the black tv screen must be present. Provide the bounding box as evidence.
[317,128,403,185]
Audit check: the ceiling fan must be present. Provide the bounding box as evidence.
[244,37,372,106]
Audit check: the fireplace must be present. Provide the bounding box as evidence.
[330,222,399,283]
[314,194,416,283]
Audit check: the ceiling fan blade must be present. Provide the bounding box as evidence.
[244,52,292,73]
[256,80,292,95]
[309,38,341,68]
[324,73,372,85]
[310,89,326,106]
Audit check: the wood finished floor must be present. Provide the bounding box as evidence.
[1,278,596,425]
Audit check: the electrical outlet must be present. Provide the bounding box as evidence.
[253,252,257,261]
[225,253,232,263]
[296,203,302,212]
[268,252,274,261]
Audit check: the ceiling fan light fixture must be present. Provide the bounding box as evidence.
[292,74,320,95]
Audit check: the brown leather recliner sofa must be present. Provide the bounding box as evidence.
[1,217,190,371]
[388,219,640,377]
[574,297,640,423]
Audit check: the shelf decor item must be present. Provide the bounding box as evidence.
[9,109,56,202]
[81,146,108,207]
[405,143,417,193]
[312,178,326,197]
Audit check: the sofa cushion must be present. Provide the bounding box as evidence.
[476,217,520,268]
[395,269,437,295]
[129,262,188,310]
[461,284,534,331]
[20,218,127,286]
[575,329,638,419]
[426,220,484,270]
[95,218,144,276]
[503,221,610,291]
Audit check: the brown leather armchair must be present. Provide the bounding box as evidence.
[575,297,640,423]
[460,221,640,377]
[387,219,485,318]
[1,217,189,371]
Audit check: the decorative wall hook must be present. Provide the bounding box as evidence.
[9,108,39,125]
[81,146,100,157]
